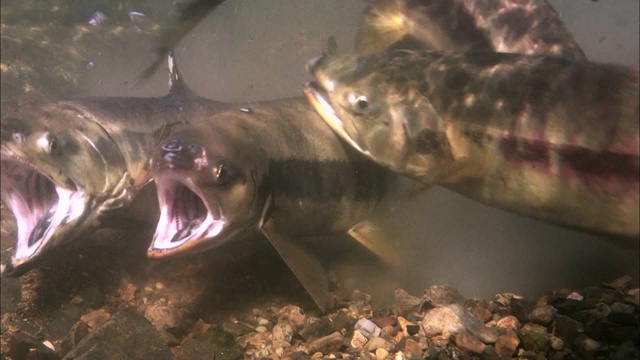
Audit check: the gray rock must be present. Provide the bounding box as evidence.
[583,287,623,307]
[59,321,90,355]
[528,305,556,326]
[172,337,217,360]
[272,321,294,346]
[278,305,306,329]
[62,308,171,360]
[144,301,181,331]
[518,323,550,353]
[354,318,382,339]
[553,315,584,349]
[423,285,464,307]
[175,325,242,360]
[299,317,334,341]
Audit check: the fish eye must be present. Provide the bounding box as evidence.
[211,161,238,185]
[36,132,57,153]
[12,132,24,143]
[347,91,369,113]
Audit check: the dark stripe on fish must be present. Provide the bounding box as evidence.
[496,137,640,183]
[268,159,390,203]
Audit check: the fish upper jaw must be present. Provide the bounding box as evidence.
[303,81,371,157]
[1,152,87,276]
[148,172,226,258]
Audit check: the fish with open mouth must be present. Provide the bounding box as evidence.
[147,97,400,310]
[0,53,230,276]
[356,0,586,60]
[304,49,639,238]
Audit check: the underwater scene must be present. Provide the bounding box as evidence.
[1,0,638,359]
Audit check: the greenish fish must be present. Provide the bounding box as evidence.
[1,53,230,276]
[147,98,401,310]
[356,0,585,60]
[305,50,639,238]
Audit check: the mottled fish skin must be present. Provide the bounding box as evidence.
[305,50,639,237]
[357,0,586,60]
[148,96,395,258]
[0,55,229,276]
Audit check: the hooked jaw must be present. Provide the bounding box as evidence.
[1,152,86,276]
[303,81,371,157]
[148,140,226,258]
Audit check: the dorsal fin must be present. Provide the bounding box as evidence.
[167,51,195,97]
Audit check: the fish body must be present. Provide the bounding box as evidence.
[305,50,639,237]
[1,54,229,276]
[148,97,397,309]
[357,0,585,60]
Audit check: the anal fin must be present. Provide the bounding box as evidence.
[261,220,330,312]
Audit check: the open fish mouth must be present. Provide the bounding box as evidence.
[303,81,370,156]
[0,153,86,274]
[149,174,225,258]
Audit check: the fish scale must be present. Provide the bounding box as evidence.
[306,49,639,238]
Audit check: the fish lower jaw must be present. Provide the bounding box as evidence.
[149,212,225,258]
[1,157,86,270]
[303,82,371,157]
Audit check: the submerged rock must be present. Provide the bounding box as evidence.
[62,308,171,360]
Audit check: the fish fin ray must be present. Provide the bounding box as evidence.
[261,220,330,312]
[348,221,401,268]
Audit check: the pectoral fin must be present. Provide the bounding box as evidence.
[348,221,401,268]
[261,220,331,312]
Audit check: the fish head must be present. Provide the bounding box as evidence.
[1,104,129,276]
[304,51,449,180]
[148,122,267,258]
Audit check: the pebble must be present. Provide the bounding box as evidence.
[422,285,465,306]
[307,331,344,354]
[350,329,369,348]
[355,318,382,338]
[611,301,635,314]
[365,336,393,351]
[402,338,423,356]
[376,347,389,360]
[496,315,521,332]
[272,321,294,345]
[397,316,419,337]
[518,323,550,353]
[528,304,556,326]
[420,306,464,338]
[144,301,181,331]
[279,305,306,329]
[454,330,486,354]
[394,289,423,314]
[300,317,333,340]
[566,292,583,301]
[255,326,268,333]
[549,335,564,351]
[11,276,638,360]
[80,309,111,329]
[494,331,520,358]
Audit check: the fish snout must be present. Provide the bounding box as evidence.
[154,139,206,171]
[306,55,326,75]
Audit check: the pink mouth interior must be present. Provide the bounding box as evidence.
[151,176,225,253]
[0,156,85,264]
